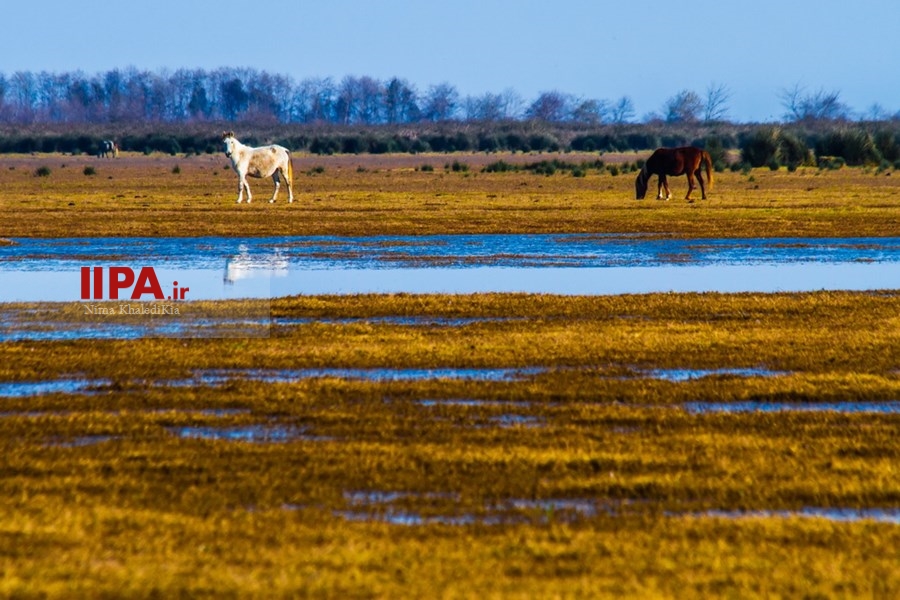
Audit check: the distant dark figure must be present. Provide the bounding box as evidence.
[635,146,713,201]
[99,140,118,158]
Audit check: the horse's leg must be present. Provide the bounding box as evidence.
[695,168,707,199]
[238,175,252,203]
[684,172,696,200]
[236,177,244,203]
[657,175,670,200]
[286,168,294,203]
[270,172,281,203]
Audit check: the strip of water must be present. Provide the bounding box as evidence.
[1,235,897,301]
[168,424,325,443]
[682,401,900,414]
[0,368,543,397]
[0,379,109,397]
[694,508,900,525]
[183,367,545,385]
[648,368,786,381]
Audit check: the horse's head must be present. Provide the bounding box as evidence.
[222,131,237,158]
[635,168,648,200]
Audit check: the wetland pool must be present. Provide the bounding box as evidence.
[0,234,897,301]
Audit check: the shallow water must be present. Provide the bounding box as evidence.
[1,235,897,301]
[184,367,544,385]
[168,424,320,443]
[332,491,619,526]
[695,508,900,525]
[0,379,109,397]
[683,401,900,414]
[331,490,900,526]
[0,368,543,397]
[649,368,786,381]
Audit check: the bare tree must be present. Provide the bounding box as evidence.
[571,98,609,124]
[704,82,731,123]
[525,90,571,122]
[422,82,459,121]
[384,77,419,123]
[779,84,848,122]
[664,90,703,123]
[609,96,636,124]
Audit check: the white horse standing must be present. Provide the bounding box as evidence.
[222,131,294,203]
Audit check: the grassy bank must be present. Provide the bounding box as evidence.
[1,151,898,238]
[0,291,897,597]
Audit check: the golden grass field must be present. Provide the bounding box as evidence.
[0,150,898,237]
[0,151,898,598]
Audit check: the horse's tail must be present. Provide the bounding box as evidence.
[702,151,714,191]
[287,149,293,186]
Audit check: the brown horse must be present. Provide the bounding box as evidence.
[635,147,713,201]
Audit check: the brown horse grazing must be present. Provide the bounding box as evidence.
[635,147,713,201]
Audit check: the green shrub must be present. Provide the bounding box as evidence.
[817,156,846,170]
[777,131,809,170]
[814,130,880,166]
[873,130,899,162]
[483,160,517,173]
[740,128,780,168]
[739,127,809,170]
[702,135,729,171]
[83,166,96,176]
[34,166,51,177]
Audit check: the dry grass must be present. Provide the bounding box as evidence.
[0,151,898,237]
[0,292,898,597]
[1,152,898,596]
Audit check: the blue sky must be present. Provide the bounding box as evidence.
[2,0,896,122]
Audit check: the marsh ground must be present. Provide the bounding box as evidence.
[0,152,898,598]
[0,150,898,237]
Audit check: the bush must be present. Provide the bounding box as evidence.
[814,130,880,166]
[83,166,96,176]
[702,136,729,171]
[310,137,340,155]
[873,130,899,162]
[34,166,51,177]
[817,156,845,170]
[483,160,517,173]
[739,128,809,170]
[777,131,809,171]
[740,128,780,168]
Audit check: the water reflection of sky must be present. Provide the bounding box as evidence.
[0,235,897,300]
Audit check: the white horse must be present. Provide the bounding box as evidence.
[222,131,294,203]
[99,140,118,158]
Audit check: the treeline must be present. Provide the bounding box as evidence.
[3,121,900,171]
[0,67,631,125]
[4,67,898,127]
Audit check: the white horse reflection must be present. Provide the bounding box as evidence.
[224,245,288,284]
